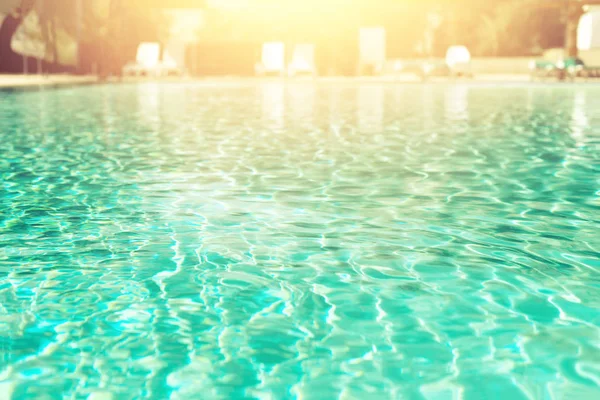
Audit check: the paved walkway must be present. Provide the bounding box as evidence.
[0,74,98,88]
[119,74,533,84]
[5,73,596,89]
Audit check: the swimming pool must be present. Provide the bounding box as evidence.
[1,82,599,399]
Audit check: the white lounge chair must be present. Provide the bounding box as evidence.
[123,42,161,77]
[158,49,184,77]
[288,44,316,77]
[358,27,386,75]
[255,42,285,76]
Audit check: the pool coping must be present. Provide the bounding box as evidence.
[4,74,600,92]
[0,74,99,89]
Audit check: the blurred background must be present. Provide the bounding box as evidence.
[1,0,600,79]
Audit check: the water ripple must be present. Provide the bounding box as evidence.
[0,82,599,399]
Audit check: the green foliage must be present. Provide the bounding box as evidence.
[194,0,567,57]
[22,0,172,70]
[9,0,570,64]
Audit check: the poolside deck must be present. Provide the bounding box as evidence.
[4,73,599,90]
[0,74,98,89]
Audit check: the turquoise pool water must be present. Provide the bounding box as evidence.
[0,82,599,399]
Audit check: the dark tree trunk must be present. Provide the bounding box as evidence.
[0,10,73,74]
[564,1,584,58]
[98,0,120,79]
[50,17,58,63]
[0,0,37,72]
[0,14,25,73]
